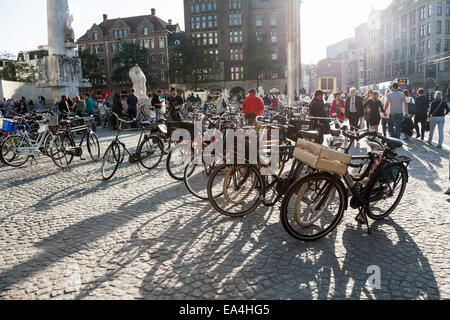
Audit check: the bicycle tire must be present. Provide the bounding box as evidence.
[207,164,264,218]
[50,132,75,169]
[280,172,346,242]
[166,142,192,181]
[102,142,121,181]
[0,136,31,167]
[87,132,101,162]
[365,163,408,221]
[184,156,217,200]
[137,135,164,170]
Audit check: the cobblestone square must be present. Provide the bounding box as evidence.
[0,120,449,300]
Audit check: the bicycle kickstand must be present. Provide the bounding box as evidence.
[362,207,372,235]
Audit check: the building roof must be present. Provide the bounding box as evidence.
[78,14,179,41]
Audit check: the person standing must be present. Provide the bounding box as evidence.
[384,83,408,139]
[167,88,184,122]
[242,88,264,124]
[309,90,330,134]
[216,94,227,115]
[364,91,386,132]
[271,95,280,113]
[112,93,123,130]
[380,89,391,137]
[345,88,364,130]
[85,93,97,132]
[330,93,346,121]
[151,90,163,124]
[126,89,138,128]
[427,91,450,149]
[73,96,86,117]
[58,95,70,114]
[413,88,429,140]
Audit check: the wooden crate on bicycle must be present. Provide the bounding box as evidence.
[293,139,351,175]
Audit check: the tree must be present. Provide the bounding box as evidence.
[1,61,37,82]
[111,42,153,86]
[169,38,210,90]
[244,33,273,88]
[78,49,104,87]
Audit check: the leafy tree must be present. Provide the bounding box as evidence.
[111,42,154,87]
[244,33,273,88]
[78,49,104,87]
[169,37,211,90]
[1,61,37,82]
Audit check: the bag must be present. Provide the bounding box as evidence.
[425,101,444,132]
[408,103,416,115]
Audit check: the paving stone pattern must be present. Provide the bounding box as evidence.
[0,122,449,300]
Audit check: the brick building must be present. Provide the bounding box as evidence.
[181,0,288,94]
[77,9,182,96]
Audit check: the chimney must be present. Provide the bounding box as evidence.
[151,8,156,16]
[168,19,172,25]
[103,14,108,22]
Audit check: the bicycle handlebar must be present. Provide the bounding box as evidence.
[112,112,136,125]
[342,129,380,141]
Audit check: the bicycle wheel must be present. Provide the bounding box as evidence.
[50,132,75,169]
[207,164,264,218]
[87,132,101,162]
[137,135,164,170]
[0,136,31,167]
[41,133,54,157]
[280,172,346,241]
[184,156,219,200]
[166,142,192,181]
[102,142,121,181]
[365,163,408,220]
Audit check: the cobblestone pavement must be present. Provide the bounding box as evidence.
[0,119,449,300]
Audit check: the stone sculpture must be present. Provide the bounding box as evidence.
[129,66,147,99]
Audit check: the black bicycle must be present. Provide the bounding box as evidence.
[101,113,164,180]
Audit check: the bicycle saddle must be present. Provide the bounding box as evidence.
[60,120,71,125]
[299,130,321,141]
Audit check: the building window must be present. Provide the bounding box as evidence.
[447,1,450,16]
[428,4,432,17]
[151,38,155,49]
[411,28,416,40]
[410,44,416,55]
[437,2,443,16]
[151,55,156,64]
[271,32,278,43]
[111,42,117,53]
[272,48,278,60]
[144,39,150,49]
[401,15,407,28]
[437,21,442,34]
[428,22,432,34]
[160,54,166,64]
[144,27,149,35]
[427,39,431,52]
[229,0,241,10]
[229,13,242,26]
[230,66,243,80]
[161,70,167,82]
[159,38,165,48]
[230,48,243,61]
[256,14,263,27]
[436,39,442,52]
[270,16,277,26]
[410,10,416,25]
[93,32,98,40]
[114,30,118,39]
[230,31,242,43]
[256,31,263,42]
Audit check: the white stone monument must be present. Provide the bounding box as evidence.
[129,65,151,120]
[37,0,90,104]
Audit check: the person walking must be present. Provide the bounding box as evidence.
[380,89,391,137]
[112,93,123,130]
[427,91,450,149]
[126,89,138,128]
[384,83,408,139]
[242,88,264,124]
[345,88,364,130]
[73,96,86,117]
[364,91,386,132]
[413,88,429,140]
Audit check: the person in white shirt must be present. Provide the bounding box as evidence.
[380,89,391,137]
[216,94,227,115]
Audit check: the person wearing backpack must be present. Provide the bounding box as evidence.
[427,91,450,149]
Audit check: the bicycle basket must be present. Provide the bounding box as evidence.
[1,119,18,133]
[293,139,352,175]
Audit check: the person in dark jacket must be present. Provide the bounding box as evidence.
[309,90,330,134]
[364,91,386,132]
[58,95,70,114]
[152,90,163,125]
[345,88,364,129]
[414,88,429,140]
[112,93,123,130]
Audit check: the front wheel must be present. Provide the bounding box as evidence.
[50,133,75,169]
[0,136,31,167]
[280,173,346,241]
[137,135,164,170]
[102,143,121,180]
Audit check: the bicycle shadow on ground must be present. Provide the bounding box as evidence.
[338,218,440,299]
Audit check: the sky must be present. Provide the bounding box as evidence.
[0,0,392,63]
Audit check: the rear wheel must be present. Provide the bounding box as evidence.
[102,143,121,180]
[138,135,164,170]
[50,132,75,169]
[365,163,408,220]
[166,142,192,181]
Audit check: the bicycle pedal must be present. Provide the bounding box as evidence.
[355,214,365,224]
[80,157,87,161]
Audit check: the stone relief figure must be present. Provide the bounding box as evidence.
[129,66,147,99]
[258,86,265,97]
[66,10,75,43]
[37,59,46,82]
